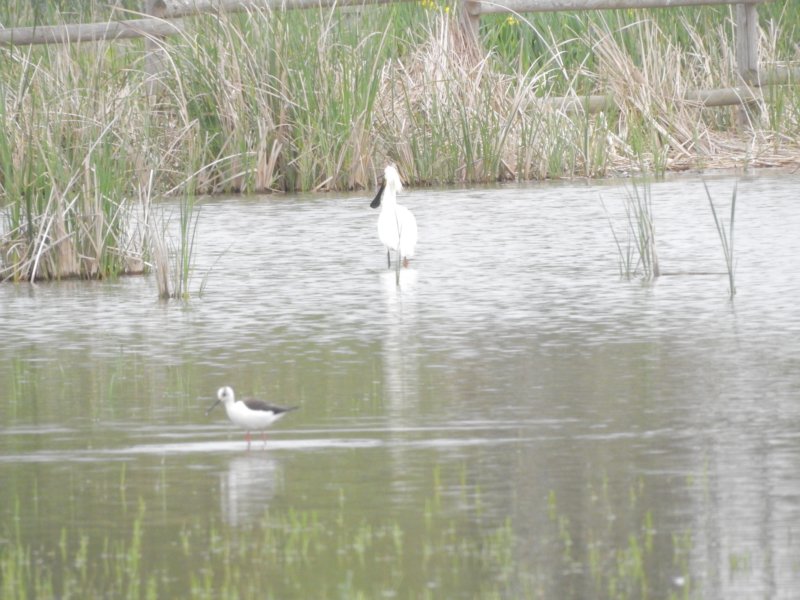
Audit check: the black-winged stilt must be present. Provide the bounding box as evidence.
[206,386,298,448]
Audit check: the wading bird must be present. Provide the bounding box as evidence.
[370,165,418,268]
[206,386,298,448]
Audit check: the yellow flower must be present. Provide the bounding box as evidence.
[505,15,518,26]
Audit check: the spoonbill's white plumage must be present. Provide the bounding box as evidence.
[206,386,298,448]
[370,165,417,268]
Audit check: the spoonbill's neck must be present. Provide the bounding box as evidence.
[381,187,398,210]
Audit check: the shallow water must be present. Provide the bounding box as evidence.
[2,170,800,597]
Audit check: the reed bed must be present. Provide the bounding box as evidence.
[1,2,799,281]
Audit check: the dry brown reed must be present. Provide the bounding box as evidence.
[371,10,799,184]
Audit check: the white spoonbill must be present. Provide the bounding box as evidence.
[206,386,298,448]
[370,165,418,268]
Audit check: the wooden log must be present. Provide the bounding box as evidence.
[0,18,184,46]
[0,0,403,46]
[547,75,800,114]
[148,0,767,18]
[459,0,482,44]
[159,0,402,18]
[685,85,761,106]
[755,66,800,86]
[0,0,770,46]
[475,0,764,15]
[145,0,171,97]
[545,95,614,113]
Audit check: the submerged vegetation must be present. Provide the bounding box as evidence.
[0,468,701,599]
[0,0,798,282]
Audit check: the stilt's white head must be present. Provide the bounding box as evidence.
[206,386,235,415]
[217,386,235,404]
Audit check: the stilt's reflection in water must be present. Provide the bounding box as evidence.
[219,454,282,526]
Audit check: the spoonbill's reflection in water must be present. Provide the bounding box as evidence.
[370,165,418,269]
[379,268,421,499]
[379,268,420,419]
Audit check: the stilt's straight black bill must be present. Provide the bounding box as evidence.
[205,399,220,416]
[370,182,385,209]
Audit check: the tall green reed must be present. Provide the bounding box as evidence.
[601,196,635,279]
[154,3,798,191]
[704,181,736,298]
[145,186,200,300]
[603,179,660,280]
[164,6,398,193]
[0,39,151,282]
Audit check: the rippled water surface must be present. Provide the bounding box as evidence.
[2,171,800,598]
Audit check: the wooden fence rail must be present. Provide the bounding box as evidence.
[0,0,764,46]
[0,0,797,113]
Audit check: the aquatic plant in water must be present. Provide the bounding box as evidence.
[0,123,148,282]
[704,181,736,298]
[146,191,201,300]
[603,179,660,280]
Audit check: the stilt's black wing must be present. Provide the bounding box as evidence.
[242,398,299,414]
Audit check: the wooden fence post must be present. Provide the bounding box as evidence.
[734,3,759,124]
[458,0,482,56]
[735,3,758,82]
[144,0,169,97]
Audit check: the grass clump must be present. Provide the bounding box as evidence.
[0,37,199,290]
[0,106,149,282]
[603,178,660,280]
